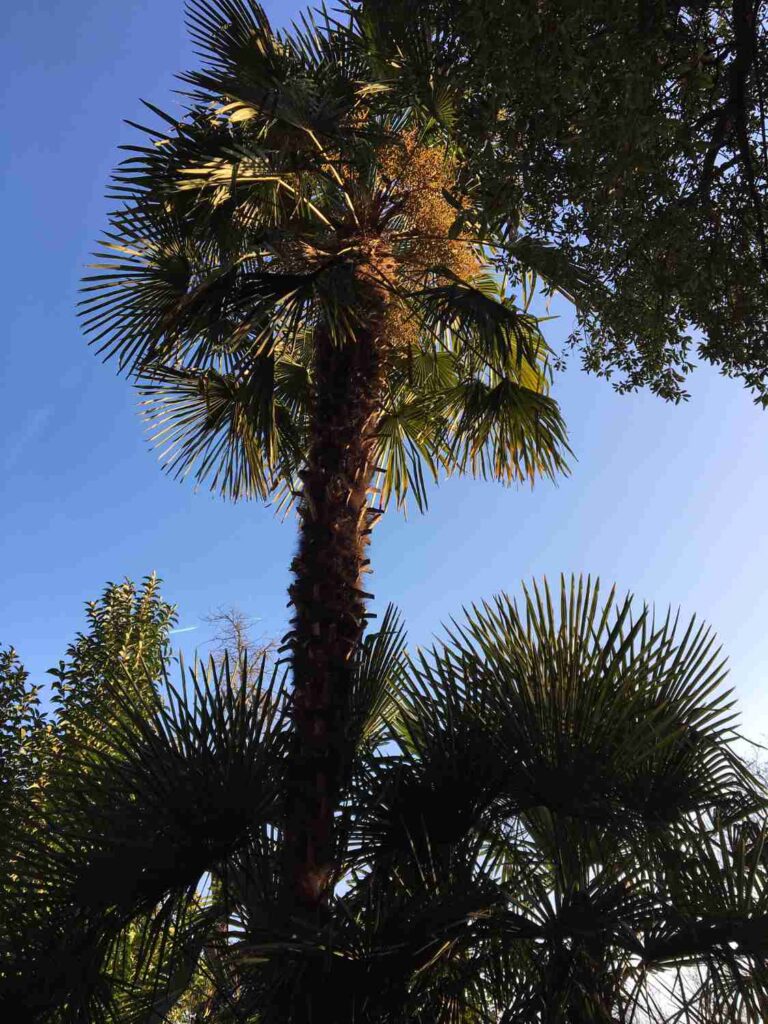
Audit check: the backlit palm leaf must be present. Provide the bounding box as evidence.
[80,0,569,511]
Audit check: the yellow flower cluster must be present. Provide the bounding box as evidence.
[380,299,421,352]
[381,131,481,286]
[376,131,481,350]
[219,125,483,352]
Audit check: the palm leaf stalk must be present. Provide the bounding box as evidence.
[80,0,570,913]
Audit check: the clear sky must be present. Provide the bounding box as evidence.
[2,0,768,740]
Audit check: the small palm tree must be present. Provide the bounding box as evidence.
[6,577,768,1023]
[81,0,569,911]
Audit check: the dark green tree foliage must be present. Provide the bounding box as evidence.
[49,574,177,743]
[0,646,48,844]
[5,578,768,1023]
[363,0,768,400]
[0,576,178,1019]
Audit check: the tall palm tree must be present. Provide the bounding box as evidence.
[5,577,768,1023]
[80,0,569,912]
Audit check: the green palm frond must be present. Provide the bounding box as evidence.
[426,577,748,828]
[347,576,764,1022]
[81,203,316,374]
[183,1,365,133]
[68,653,286,913]
[7,575,768,1021]
[443,373,570,484]
[4,653,289,1022]
[184,0,283,81]
[501,234,602,308]
[345,603,407,753]
[388,273,571,489]
[412,272,546,374]
[373,392,442,512]
[139,357,308,501]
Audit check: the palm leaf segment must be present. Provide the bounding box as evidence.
[2,653,290,1024]
[10,579,768,1022]
[80,0,569,511]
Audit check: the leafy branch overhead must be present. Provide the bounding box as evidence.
[363,0,768,402]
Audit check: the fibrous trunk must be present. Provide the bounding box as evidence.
[285,312,384,913]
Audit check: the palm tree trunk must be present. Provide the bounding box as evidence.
[285,313,385,913]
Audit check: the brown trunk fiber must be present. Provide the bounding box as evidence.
[285,315,384,913]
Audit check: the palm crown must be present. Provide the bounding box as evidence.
[81,0,568,510]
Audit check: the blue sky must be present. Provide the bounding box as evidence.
[2,0,768,739]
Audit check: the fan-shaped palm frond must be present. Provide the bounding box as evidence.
[2,652,289,1023]
[7,578,768,1021]
[138,356,308,501]
[339,577,767,1023]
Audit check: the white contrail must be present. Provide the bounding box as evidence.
[170,625,199,635]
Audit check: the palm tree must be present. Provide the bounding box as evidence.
[6,577,768,1022]
[80,0,569,912]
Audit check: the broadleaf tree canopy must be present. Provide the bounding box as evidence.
[362,0,768,400]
